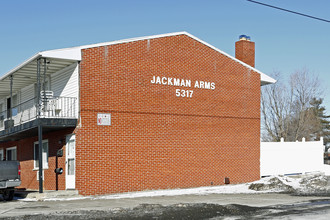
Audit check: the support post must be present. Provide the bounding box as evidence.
[9,75,13,120]
[38,124,43,193]
[55,154,58,191]
[37,58,43,193]
[43,58,47,113]
[37,58,41,118]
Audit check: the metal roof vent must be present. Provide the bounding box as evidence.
[239,35,251,41]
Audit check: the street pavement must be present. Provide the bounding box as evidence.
[1,192,330,219]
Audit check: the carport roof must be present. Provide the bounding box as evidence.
[0,31,276,98]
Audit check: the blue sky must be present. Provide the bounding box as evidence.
[1,0,329,111]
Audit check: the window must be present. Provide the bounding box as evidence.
[6,147,17,161]
[0,103,4,128]
[12,94,18,116]
[34,140,48,169]
[0,149,3,161]
[6,94,18,118]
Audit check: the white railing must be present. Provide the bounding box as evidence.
[0,96,77,131]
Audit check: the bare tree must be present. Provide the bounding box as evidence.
[261,72,293,141]
[288,69,321,141]
[261,69,323,142]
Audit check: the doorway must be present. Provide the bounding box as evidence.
[65,135,76,189]
[7,98,11,118]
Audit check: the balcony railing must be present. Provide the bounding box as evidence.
[0,96,77,131]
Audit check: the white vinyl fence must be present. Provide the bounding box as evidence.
[261,137,330,176]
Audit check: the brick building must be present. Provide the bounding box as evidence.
[0,32,275,195]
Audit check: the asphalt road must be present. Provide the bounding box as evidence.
[1,193,330,219]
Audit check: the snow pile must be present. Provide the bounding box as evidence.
[249,173,330,195]
[294,173,330,195]
[249,175,301,193]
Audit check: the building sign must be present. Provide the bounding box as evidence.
[97,113,111,126]
[150,75,215,98]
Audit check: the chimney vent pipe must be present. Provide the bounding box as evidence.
[239,35,251,41]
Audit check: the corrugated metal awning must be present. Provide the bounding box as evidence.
[0,53,80,99]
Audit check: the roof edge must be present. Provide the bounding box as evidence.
[1,31,276,85]
[76,31,276,84]
[182,33,276,85]
[0,53,41,81]
[78,31,189,50]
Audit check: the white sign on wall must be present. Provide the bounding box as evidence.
[150,75,216,98]
[97,113,111,126]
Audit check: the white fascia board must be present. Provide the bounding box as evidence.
[40,47,82,61]
[260,73,277,85]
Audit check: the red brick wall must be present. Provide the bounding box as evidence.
[77,34,261,195]
[0,128,73,191]
[235,39,255,68]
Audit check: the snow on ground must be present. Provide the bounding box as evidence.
[35,172,329,202]
[96,183,257,200]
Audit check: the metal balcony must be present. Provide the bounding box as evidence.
[0,96,78,142]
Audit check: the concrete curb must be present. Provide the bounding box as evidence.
[15,190,81,201]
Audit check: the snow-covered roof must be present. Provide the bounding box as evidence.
[0,32,275,97]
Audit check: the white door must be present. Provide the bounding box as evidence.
[65,135,76,189]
